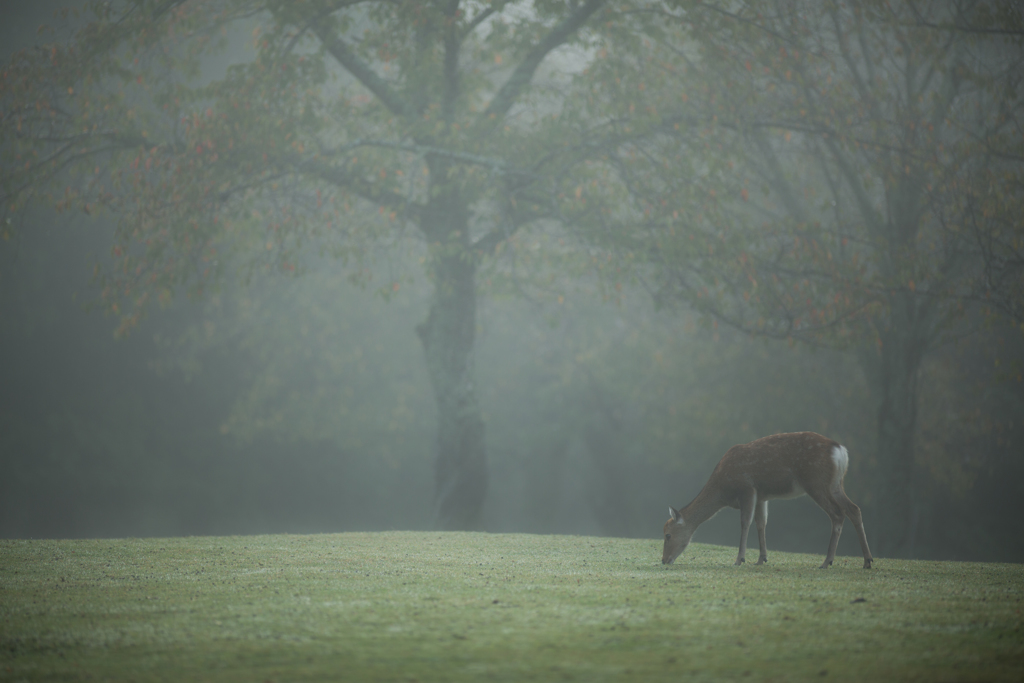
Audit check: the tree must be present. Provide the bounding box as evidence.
[591,0,1024,554]
[0,0,637,530]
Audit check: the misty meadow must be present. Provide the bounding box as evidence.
[1,1,1023,679]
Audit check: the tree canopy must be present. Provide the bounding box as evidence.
[4,0,1022,549]
[2,0,655,529]
[589,0,1024,552]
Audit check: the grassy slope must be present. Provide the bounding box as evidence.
[1,532,1022,682]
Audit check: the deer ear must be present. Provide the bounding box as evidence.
[669,507,683,523]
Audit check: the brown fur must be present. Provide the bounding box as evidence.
[662,432,873,569]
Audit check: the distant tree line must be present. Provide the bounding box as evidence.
[2,1,1021,559]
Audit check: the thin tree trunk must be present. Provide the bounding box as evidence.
[859,293,930,557]
[416,193,487,531]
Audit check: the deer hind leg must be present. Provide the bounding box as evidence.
[837,489,873,569]
[735,490,757,566]
[754,499,769,565]
[805,488,846,569]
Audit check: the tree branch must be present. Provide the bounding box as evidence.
[319,138,539,178]
[442,0,461,123]
[749,130,811,225]
[310,23,414,120]
[482,0,606,121]
[297,155,425,218]
[461,4,500,40]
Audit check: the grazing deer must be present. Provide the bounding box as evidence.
[662,432,873,569]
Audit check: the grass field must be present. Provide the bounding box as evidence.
[1,532,1022,682]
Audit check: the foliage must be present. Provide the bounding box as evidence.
[579,0,1024,344]
[1,0,654,529]
[4,0,1022,541]
[2,201,1020,558]
[1,0,625,329]
[566,0,1024,554]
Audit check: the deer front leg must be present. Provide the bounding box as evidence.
[821,516,844,569]
[735,491,756,566]
[754,499,769,565]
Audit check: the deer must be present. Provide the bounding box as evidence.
[662,432,873,569]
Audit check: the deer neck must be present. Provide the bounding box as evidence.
[681,484,727,528]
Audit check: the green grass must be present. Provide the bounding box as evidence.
[1,532,1022,682]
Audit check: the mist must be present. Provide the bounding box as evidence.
[3,203,1020,562]
[2,1,1023,565]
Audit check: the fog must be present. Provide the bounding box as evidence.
[2,1,1023,564]
[3,207,1020,562]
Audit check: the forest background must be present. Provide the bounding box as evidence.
[2,0,1022,563]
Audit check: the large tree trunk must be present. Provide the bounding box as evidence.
[859,292,931,558]
[416,192,487,531]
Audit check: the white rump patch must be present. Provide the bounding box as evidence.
[831,445,849,491]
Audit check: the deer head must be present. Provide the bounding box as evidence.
[662,506,697,565]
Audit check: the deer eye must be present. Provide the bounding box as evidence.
[664,534,671,541]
